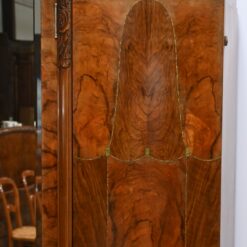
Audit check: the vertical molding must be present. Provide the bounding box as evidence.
[57,0,72,247]
[57,0,71,68]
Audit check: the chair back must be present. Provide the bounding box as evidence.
[22,170,36,225]
[0,177,22,235]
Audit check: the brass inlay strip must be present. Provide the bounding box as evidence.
[75,153,221,164]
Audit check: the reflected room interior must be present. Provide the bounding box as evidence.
[0,0,42,246]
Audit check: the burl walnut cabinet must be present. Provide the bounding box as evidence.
[42,0,224,246]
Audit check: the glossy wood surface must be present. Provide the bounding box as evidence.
[72,0,224,246]
[72,0,124,158]
[187,158,221,247]
[57,0,73,245]
[108,157,185,247]
[180,1,224,159]
[0,127,37,187]
[41,0,58,245]
[111,0,184,160]
[41,0,224,246]
[73,158,107,246]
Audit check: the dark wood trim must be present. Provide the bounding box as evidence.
[57,1,72,247]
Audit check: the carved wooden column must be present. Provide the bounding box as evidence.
[42,0,72,246]
[57,0,72,247]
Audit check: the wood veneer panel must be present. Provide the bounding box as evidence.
[111,0,184,160]
[184,75,222,159]
[175,0,224,159]
[72,0,132,158]
[72,2,135,246]
[187,158,221,247]
[41,0,58,246]
[73,158,107,246]
[108,157,185,247]
[71,1,224,247]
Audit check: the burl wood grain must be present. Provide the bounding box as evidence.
[187,158,221,247]
[73,158,107,246]
[173,1,224,246]
[72,2,124,245]
[41,0,58,246]
[175,1,224,159]
[108,157,185,247]
[71,0,224,247]
[111,0,184,160]
[73,0,126,158]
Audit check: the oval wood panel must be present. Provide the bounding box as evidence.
[111,0,184,160]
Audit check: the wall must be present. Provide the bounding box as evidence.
[0,0,34,40]
[0,0,2,33]
[235,0,247,247]
[15,0,33,40]
[34,0,41,34]
[223,1,247,246]
[222,1,238,247]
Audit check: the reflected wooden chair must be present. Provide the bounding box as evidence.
[22,170,36,225]
[0,177,36,247]
[22,171,42,222]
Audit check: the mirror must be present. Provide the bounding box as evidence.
[0,0,42,246]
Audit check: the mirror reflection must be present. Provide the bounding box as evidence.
[0,0,41,246]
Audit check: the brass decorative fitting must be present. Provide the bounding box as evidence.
[105,147,111,157]
[145,147,151,157]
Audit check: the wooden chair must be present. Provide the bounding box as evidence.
[0,177,36,247]
[21,170,36,225]
[22,171,42,222]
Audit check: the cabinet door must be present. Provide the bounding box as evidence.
[72,1,224,246]
[42,0,224,246]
